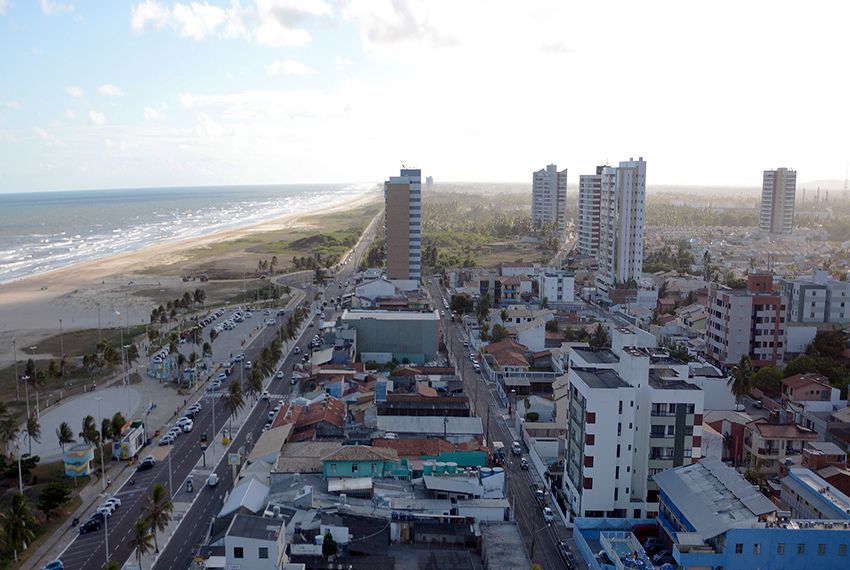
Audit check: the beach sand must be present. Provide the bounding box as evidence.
[0,191,381,364]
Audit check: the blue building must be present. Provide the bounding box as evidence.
[654,457,850,569]
[780,467,850,521]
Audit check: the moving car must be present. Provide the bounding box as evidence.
[137,456,156,471]
[207,473,219,487]
[276,370,284,379]
[261,390,270,400]
[520,458,529,470]
[511,441,522,455]
[42,561,64,570]
[542,506,555,523]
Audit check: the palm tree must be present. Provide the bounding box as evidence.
[248,368,263,403]
[56,421,75,454]
[128,517,155,569]
[82,415,98,444]
[223,379,245,431]
[105,561,120,570]
[144,483,173,553]
[25,416,41,456]
[111,413,127,438]
[728,355,754,409]
[0,413,19,456]
[1,492,36,559]
[589,323,609,348]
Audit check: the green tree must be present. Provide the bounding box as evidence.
[450,294,474,314]
[525,411,540,422]
[56,421,75,454]
[223,379,245,431]
[1,492,36,558]
[810,330,848,360]
[248,368,264,403]
[111,413,126,438]
[545,319,559,333]
[753,366,783,393]
[728,355,754,408]
[144,483,173,553]
[25,415,41,456]
[491,324,510,342]
[322,530,338,557]
[477,293,492,322]
[128,517,155,569]
[82,415,98,445]
[101,418,114,443]
[589,323,609,348]
[105,561,120,570]
[0,413,19,456]
[38,482,71,514]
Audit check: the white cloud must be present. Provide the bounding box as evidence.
[1,100,21,109]
[0,0,9,16]
[65,109,76,119]
[130,0,328,46]
[143,106,164,121]
[194,113,224,137]
[40,0,74,15]
[67,86,84,98]
[34,127,51,140]
[266,59,316,76]
[334,55,351,65]
[89,111,107,126]
[98,84,125,97]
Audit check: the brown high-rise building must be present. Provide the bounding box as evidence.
[384,168,421,281]
[759,167,796,234]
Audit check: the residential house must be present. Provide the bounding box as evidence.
[744,419,818,476]
[271,397,346,442]
[321,445,408,480]
[224,514,287,570]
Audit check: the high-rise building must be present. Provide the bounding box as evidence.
[531,164,567,232]
[780,270,850,324]
[596,158,646,296]
[706,274,787,367]
[384,168,421,281]
[563,326,704,519]
[577,166,604,256]
[759,167,797,234]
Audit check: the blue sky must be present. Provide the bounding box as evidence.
[1,1,849,192]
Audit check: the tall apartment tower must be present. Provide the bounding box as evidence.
[596,158,647,295]
[577,166,604,256]
[531,164,568,232]
[759,167,797,234]
[384,168,422,281]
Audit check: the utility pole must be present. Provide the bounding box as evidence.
[12,338,18,401]
[96,302,102,343]
[59,319,64,383]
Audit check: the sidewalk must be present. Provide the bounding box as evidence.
[23,288,309,570]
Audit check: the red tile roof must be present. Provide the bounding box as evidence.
[373,438,455,458]
[782,373,830,390]
[270,397,345,432]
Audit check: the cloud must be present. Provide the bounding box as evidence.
[65,109,76,119]
[341,0,457,48]
[89,111,107,126]
[98,84,125,97]
[0,0,9,16]
[266,59,316,76]
[67,86,84,98]
[334,55,351,65]
[194,112,224,137]
[34,127,51,140]
[143,106,165,121]
[130,0,329,46]
[1,100,21,109]
[40,0,74,15]
[539,41,574,54]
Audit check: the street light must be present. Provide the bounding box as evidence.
[11,338,18,401]
[530,522,552,559]
[95,396,106,491]
[29,346,39,417]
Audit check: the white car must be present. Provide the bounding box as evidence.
[158,434,175,446]
[542,506,555,523]
[96,504,115,517]
[276,370,284,380]
[261,391,270,400]
[208,381,222,391]
[104,497,121,509]
[245,361,252,370]
[181,420,194,433]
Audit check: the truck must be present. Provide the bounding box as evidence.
[493,441,505,465]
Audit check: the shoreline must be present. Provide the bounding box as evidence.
[0,190,381,363]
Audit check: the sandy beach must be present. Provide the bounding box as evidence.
[0,190,381,365]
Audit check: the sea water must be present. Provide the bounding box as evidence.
[0,184,372,284]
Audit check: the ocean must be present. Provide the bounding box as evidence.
[0,184,373,284]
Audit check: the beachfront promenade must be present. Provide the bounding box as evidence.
[21,287,307,570]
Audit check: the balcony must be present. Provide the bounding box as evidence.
[757,448,779,456]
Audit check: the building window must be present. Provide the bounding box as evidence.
[616,444,620,458]
[259,547,269,559]
[330,463,336,472]
[798,544,805,555]
[234,547,244,559]
[352,464,358,473]
[735,543,743,554]
[586,434,595,445]
[583,477,593,489]
[586,412,596,424]
[753,543,761,554]
[585,456,594,468]
[777,543,784,555]
[818,544,826,555]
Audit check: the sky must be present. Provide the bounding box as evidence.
[1,0,849,193]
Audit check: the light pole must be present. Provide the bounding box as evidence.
[168,450,173,498]
[21,375,30,419]
[95,396,106,491]
[29,346,39,417]
[15,440,23,493]
[59,318,64,384]
[124,344,132,418]
[530,523,551,560]
[11,338,18,401]
[96,302,102,343]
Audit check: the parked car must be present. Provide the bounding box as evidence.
[42,560,64,570]
[79,519,101,534]
[104,496,121,508]
[511,441,522,455]
[558,540,577,569]
[207,473,219,487]
[520,458,529,470]
[181,420,194,433]
[276,370,284,380]
[137,456,156,471]
[261,390,270,400]
[96,504,115,518]
[158,434,175,446]
[542,506,555,522]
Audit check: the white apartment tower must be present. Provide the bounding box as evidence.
[532,164,568,233]
[759,167,797,234]
[563,326,704,519]
[384,168,422,281]
[596,158,647,295]
[578,166,604,256]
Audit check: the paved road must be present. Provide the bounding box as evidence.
[429,281,573,570]
[58,300,309,570]
[152,224,373,570]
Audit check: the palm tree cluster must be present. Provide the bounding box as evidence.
[81,340,138,373]
[0,492,37,560]
[149,288,206,327]
[0,402,20,457]
[256,256,278,274]
[127,482,172,569]
[223,380,245,431]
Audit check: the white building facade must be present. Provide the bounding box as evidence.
[563,327,704,519]
[538,269,575,306]
[759,167,796,234]
[596,158,646,296]
[577,166,603,256]
[780,270,850,325]
[531,164,568,233]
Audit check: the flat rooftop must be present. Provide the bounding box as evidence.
[342,309,439,321]
[571,346,620,364]
[227,513,282,541]
[784,468,850,515]
[481,522,531,570]
[573,368,630,389]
